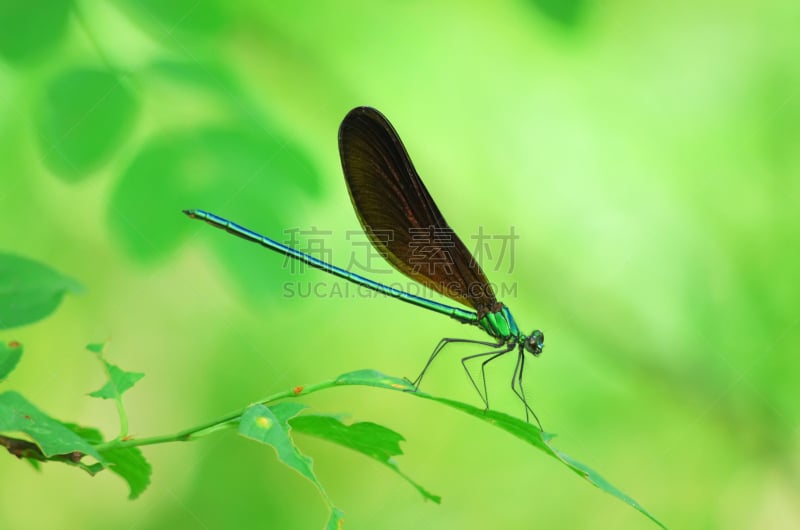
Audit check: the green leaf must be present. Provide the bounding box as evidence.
[269,401,309,424]
[28,423,145,488]
[334,370,667,529]
[238,402,317,484]
[238,402,345,525]
[335,369,415,391]
[98,446,152,500]
[0,252,81,330]
[63,423,104,444]
[88,364,144,400]
[0,391,103,462]
[36,67,138,181]
[82,462,106,475]
[290,414,441,503]
[0,0,71,64]
[87,343,140,440]
[0,341,23,381]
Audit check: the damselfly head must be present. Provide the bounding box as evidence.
[524,330,544,356]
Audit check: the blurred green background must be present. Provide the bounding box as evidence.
[1,1,799,529]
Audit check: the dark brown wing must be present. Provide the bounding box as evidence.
[338,106,497,312]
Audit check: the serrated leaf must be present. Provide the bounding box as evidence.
[36,67,138,181]
[290,414,440,503]
[0,0,71,64]
[0,252,81,330]
[99,446,152,499]
[291,415,404,460]
[62,423,104,444]
[334,370,666,529]
[81,461,106,475]
[238,403,344,530]
[269,401,308,424]
[0,391,103,462]
[0,341,23,381]
[88,364,144,400]
[238,403,317,484]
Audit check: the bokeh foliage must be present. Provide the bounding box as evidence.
[1,1,799,529]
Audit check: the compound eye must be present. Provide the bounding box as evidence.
[526,330,544,355]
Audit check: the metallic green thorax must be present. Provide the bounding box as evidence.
[477,305,521,341]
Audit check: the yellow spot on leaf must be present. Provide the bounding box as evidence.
[256,416,271,429]
[390,383,406,389]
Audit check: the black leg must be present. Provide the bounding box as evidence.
[510,350,543,430]
[411,337,501,389]
[461,343,515,409]
[511,351,527,421]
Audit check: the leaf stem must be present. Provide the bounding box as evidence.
[94,379,338,451]
[114,394,129,439]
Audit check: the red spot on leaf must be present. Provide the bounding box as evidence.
[8,341,20,348]
[293,386,304,395]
